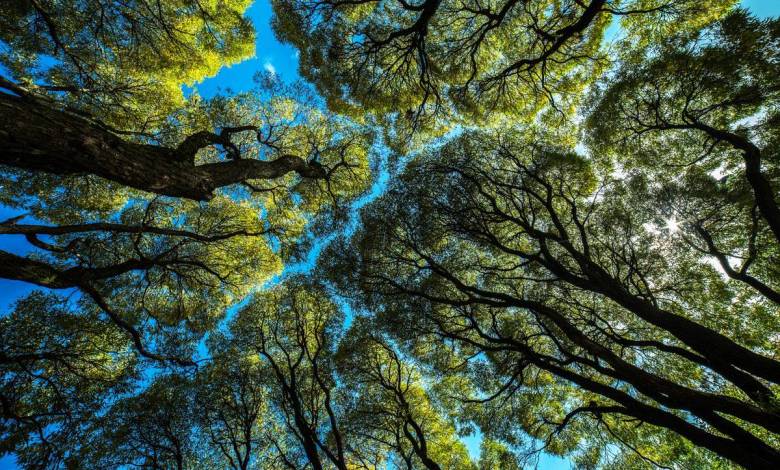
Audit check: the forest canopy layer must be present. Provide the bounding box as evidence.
[0,0,779,469]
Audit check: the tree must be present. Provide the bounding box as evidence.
[0,0,375,464]
[325,120,780,467]
[0,3,372,368]
[336,319,474,470]
[0,292,135,468]
[0,3,372,459]
[0,195,283,366]
[0,0,371,200]
[587,9,780,261]
[272,0,733,131]
[80,375,196,469]
[194,339,273,470]
[0,0,255,126]
[231,280,352,470]
[4,1,780,469]
[228,279,476,470]
[0,77,370,201]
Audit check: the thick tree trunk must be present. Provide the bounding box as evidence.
[0,92,326,200]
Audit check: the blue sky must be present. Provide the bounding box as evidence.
[194,0,301,97]
[2,0,780,468]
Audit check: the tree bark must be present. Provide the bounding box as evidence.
[0,249,159,289]
[0,91,326,201]
[686,120,780,243]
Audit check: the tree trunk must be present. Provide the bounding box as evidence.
[0,92,326,200]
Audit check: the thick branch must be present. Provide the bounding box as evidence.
[0,90,326,200]
[0,221,268,242]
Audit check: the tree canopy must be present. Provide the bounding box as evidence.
[1,1,779,469]
[272,0,734,143]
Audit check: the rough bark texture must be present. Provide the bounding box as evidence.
[0,92,326,200]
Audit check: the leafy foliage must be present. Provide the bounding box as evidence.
[272,0,735,146]
[1,1,779,469]
[0,0,255,128]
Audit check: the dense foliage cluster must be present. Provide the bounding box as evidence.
[0,0,778,468]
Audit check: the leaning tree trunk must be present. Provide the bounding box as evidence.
[0,91,325,200]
